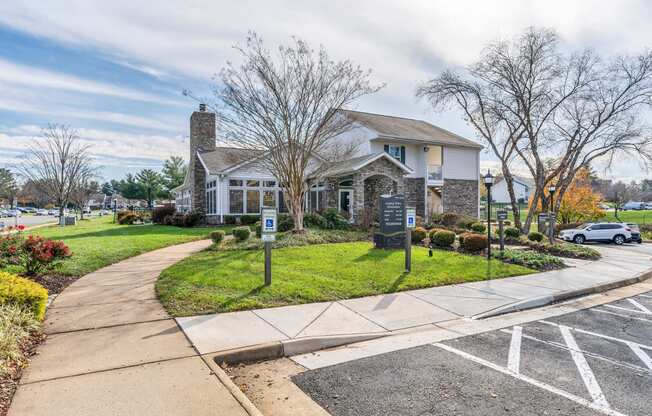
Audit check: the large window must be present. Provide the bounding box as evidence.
[206,180,217,215]
[246,190,260,214]
[229,189,243,214]
[385,144,405,164]
[227,177,281,214]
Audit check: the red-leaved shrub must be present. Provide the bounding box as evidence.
[19,235,71,275]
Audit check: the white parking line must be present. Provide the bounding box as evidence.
[627,299,652,314]
[638,294,652,299]
[628,344,652,370]
[604,304,651,315]
[507,326,522,374]
[559,325,611,409]
[540,320,652,351]
[593,308,652,324]
[433,343,628,416]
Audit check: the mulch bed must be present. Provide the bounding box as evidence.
[0,331,45,416]
[28,274,78,295]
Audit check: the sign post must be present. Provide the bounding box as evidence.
[497,210,507,252]
[405,207,416,272]
[537,212,549,235]
[548,213,556,243]
[261,208,277,286]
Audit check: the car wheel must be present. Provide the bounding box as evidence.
[613,235,625,245]
[573,235,585,244]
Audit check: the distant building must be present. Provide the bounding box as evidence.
[87,194,108,209]
[492,175,534,204]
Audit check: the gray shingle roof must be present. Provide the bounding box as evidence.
[199,147,261,173]
[340,109,482,149]
[312,152,412,178]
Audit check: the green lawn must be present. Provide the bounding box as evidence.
[10,216,229,277]
[156,242,534,316]
[603,210,652,224]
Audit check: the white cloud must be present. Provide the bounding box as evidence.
[0,59,183,106]
[0,125,187,173]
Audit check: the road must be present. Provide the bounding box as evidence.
[0,215,58,229]
[294,291,652,416]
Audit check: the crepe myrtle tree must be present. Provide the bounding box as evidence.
[203,33,382,232]
[20,124,95,226]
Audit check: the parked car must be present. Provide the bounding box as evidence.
[35,209,49,216]
[0,209,8,218]
[48,208,59,216]
[622,201,645,210]
[626,223,642,244]
[558,222,632,245]
[6,209,21,217]
[644,203,652,210]
[82,207,92,215]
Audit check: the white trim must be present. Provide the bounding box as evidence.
[338,188,353,216]
[352,152,413,174]
[196,151,210,174]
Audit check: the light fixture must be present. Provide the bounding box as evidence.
[483,170,494,187]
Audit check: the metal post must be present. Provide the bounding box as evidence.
[405,228,411,272]
[499,220,504,252]
[549,191,555,244]
[264,241,272,286]
[487,188,492,260]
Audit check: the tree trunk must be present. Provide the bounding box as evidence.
[59,205,65,226]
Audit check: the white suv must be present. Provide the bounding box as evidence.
[559,223,632,245]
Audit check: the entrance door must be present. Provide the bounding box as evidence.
[339,189,352,216]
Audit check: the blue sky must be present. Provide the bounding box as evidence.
[1,0,652,182]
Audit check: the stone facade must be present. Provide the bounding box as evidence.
[405,177,425,218]
[442,179,479,217]
[351,157,406,225]
[189,107,216,217]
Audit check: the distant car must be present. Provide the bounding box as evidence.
[622,201,644,211]
[626,223,642,244]
[558,222,632,245]
[82,207,92,215]
[644,203,652,210]
[0,209,8,218]
[35,209,49,216]
[599,203,611,210]
[48,209,59,216]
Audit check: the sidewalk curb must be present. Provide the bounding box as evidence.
[210,333,388,365]
[201,355,264,416]
[472,269,652,319]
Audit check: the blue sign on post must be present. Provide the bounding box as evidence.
[406,207,416,229]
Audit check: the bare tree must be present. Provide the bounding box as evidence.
[70,179,99,220]
[418,27,652,232]
[209,33,382,231]
[21,125,95,225]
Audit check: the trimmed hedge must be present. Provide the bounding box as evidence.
[527,231,544,242]
[240,215,259,225]
[411,227,428,244]
[428,228,446,240]
[304,212,328,229]
[210,230,225,245]
[504,227,521,238]
[152,205,176,224]
[431,230,455,248]
[233,226,251,242]
[461,233,488,253]
[0,271,48,320]
[471,222,486,233]
[278,214,295,232]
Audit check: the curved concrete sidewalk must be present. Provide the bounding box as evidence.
[178,243,652,363]
[9,239,255,416]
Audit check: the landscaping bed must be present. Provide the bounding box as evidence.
[156,241,534,316]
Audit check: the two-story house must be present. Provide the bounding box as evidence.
[174,105,482,224]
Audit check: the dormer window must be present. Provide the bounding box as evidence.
[384,144,405,164]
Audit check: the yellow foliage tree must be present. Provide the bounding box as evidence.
[528,168,605,224]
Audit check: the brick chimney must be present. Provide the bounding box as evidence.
[189,104,216,215]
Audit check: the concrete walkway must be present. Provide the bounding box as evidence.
[178,244,652,359]
[9,239,254,416]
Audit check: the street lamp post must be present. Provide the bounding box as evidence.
[483,170,494,260]
[548,184,556,243]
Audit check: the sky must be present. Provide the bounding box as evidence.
[1,0,652,182]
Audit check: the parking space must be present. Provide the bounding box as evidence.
[294,292,652,416]
[0,214,57,229]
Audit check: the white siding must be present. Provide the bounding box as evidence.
[325,124,375,158]
[442,147,479,180]
[492,180,531,203]
[369,141,425,178]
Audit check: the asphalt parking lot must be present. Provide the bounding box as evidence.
[294,292,652,416]
[0,214,58,229]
